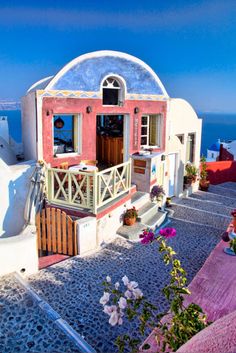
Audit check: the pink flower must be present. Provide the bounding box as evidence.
[109,310,119,326]
[118,297,127,309]
[99,292,110,305]
[139,229,155,244]
[159,227,176,238]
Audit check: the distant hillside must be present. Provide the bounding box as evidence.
[0,101,21,110]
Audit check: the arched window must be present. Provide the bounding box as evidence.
[102,77,124,106]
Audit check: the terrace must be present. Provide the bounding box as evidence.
[46,160,132,214]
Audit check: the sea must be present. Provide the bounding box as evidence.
[1,110,236,156]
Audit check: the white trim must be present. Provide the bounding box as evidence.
[168,153,177,197]
[45,50,169,98]
[27,76,54,93]
[37,96,43,160]
[140,114,162,148]
[100,73,127,98]
[52,114,82,157]
[123,115,130,162]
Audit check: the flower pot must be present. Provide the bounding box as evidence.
[124,217,136,226]
[199,180,210,191]
[233,217,236,233]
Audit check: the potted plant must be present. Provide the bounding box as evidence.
[150,185,165,203]
[166,197,172,207]
[185,163,198,185]
[199,156,210,191]
[123,207,138,226]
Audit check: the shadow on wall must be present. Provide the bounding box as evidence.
[206,161,236,185]
[1,163,35,238]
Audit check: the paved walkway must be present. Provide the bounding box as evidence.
[28,219,221,352]
[1,182,235,353]
[0,275,80,352]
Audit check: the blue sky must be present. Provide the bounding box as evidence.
[0,0,236,112]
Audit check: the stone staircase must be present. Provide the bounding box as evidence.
[117,191,167,240]
[169,182,235,232]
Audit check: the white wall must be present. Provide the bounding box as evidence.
[21,92,37,160]
[0,160,36,237]
[0,136,17,165]
[166,98,202,197]
[0,116,10,143]
[0,225,38,276]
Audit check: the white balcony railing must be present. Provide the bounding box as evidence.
[46,160,131,214]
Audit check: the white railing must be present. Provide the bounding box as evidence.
[46,160,131,214]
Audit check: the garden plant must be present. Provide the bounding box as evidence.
[100,227,209,352]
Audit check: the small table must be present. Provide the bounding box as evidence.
[69,164,98,172]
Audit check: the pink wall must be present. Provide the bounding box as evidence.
[42,97,167,167]
[206,161,236,184]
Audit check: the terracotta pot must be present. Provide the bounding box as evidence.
[124,217,136,226]
[199,180,210,191]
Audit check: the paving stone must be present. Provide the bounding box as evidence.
[177,197,232,217]
[28,219,221,353]
[191,190,236,208]
[0,275,79,352]
[209,184,236,198]
[170,204,230,230]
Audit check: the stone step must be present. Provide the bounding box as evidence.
[190,190,236,208]
[142,210,167,228]
[216,182,236,191]
[117,211,167,241]
[116,222,146,241]
[208,184,236,199]
[131,191,150,210]
[176,197,232,217]
[137,201,159,224]
[170,203,230,231]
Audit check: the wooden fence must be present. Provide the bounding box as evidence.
[36,207,78,256]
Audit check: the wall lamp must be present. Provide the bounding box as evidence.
[86,106,92,114]
[134,107,139,114]
[46,109,53,116]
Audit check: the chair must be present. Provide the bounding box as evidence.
[59,162,69,169]
[80,160,98,166]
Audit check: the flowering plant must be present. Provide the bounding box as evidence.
[231,209,236,217]
[123,207,138,219]
[100,227,209,352]
[150,185,165,202]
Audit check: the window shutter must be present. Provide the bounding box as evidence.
[149,116,157,146]
[73,116,78,152]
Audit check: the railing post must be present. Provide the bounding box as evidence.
[113,168,116,197]
[68,171,72,203]
[128,158,132,188]
[47,168,52,201]
[97,172,101,207]
[93,171,97,214]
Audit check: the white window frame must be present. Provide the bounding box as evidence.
[53,113,82,158]
[101,75,126,107]
[140,114,162,148]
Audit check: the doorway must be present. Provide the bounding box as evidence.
[96,115,125,168]
[168,153,176,197]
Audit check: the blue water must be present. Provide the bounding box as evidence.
[0,110,22,142]
[2,110,236,156]
[200,113,236,155]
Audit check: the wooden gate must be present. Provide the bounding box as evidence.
[36,207,78,256]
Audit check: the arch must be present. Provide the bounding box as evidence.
[101,74,126,105]
[45,51,169,97]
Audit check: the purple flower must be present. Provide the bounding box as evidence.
[139,229,155,244]
[159,227,176,238]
